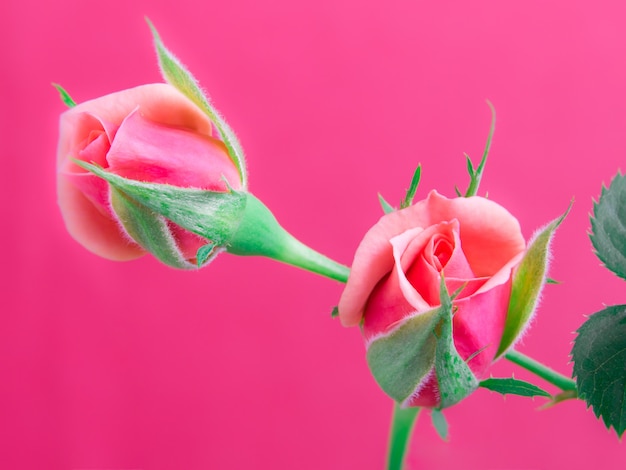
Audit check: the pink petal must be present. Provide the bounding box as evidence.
[107,110,240,191]
[62,84,214,139]
[421,191,525,276]
[338,191,525,326]
[57,171,145,261]
[452,276,514,376]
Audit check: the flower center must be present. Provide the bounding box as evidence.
[430,235,454,272]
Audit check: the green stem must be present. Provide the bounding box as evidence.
[504,350,577,392]
[275,228,350,282]
[387,403,420,470]
[227,193,350,283]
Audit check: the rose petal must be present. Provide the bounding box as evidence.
[391,226,433,311]
[107,109,240,191]
[167,221,209,262]
[338,191,525,326]
[57,172,145,261]
[452,276,514,376]
[62,84,214,139]
[423,191,525,276]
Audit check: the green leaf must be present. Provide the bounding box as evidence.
[196,243,217,267]
[110,188,195,269]
[496,202,572,357]
[400,165,422,209]
[331,306,339,318]
[590,172,626,280]
[434,277,479,409]
[146,18,247,187]
[479,377,551,398]
[366,308,441,404]
[430,409,449,441]
[464,100,496,197]
[52,83,76,108]
[546,278,560,285]
[378,193,395,214]
[75,160,246,245]
[572,304,626,437]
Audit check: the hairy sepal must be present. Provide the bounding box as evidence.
[366,308,440,404]
[110,188,197,269]
[434,277,479,409]
[496,203,571,357]
[76,161,246,247]
[147,19,247,187]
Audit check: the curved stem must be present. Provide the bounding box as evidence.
[387,403,420,470]
[504,350,577,392]
[227,194,350,282]
[277,231,350,283]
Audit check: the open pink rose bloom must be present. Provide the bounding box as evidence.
[338,191,527,407]
[57,84,242,264]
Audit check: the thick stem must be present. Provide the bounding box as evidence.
[227,193,350,283]
[387,403,420,470]
[504,350,577,392]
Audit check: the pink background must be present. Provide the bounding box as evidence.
[2,0,626,468]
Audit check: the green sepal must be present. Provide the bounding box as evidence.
[52,83,77,108]
[330,306,339,318]
[496,202,572,357]
[479,377,551,398]
[366,277,479,408]
[590,172,626,280]
[400,165,422,209]
[146,18,247,187]
[434,277,479,409]
[110,188,195,269]
[464,100,495,197]
[378,193,395,214]
[465,153,475,179]
[366,308,440,404]
[572,304,626,437]
[430,409,449,441]
[74,160,246,246]
[196,243,217,267]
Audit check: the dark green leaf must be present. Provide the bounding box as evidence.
[430,409,448,441]
[400,165,422,209]
[464,100,495,197]
[378,193,395,214]
[434,278,479,408]
[496,202,571,357]
[146,18,247,187]
[366,308,440,404]
[590,172,626,280]
[546,278,560,285]
[479,377,551,398]
[52,83,76,108]
[331,306,339,318]
[572,304,626,437]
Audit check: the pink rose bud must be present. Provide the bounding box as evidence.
[57,83,245,268]
[55,22,350,281]
[338,190,564,408]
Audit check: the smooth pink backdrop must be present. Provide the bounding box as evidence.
[2,1,626,469]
